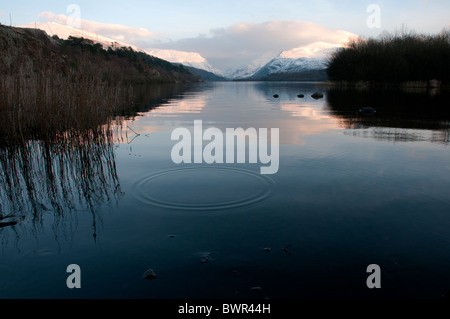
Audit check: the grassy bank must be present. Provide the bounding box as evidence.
[0,62,131,144]
[0,25,198,145]
[0,26,132,228]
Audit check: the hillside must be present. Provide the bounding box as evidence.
[0,24,199,145]
[0,24,199,84]
[184,65,228,81]
[146,48,224,77]
[20,22,142,51]
[21,22,223,79]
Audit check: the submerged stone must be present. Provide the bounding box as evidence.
[251,286,264,294]
[201,255,211,263]
[359,107,377,115]
[0,221,18,228]
[142,268,157,280]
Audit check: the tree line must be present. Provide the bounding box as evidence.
[327,28,450,83]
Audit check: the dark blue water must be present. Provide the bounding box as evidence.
[1,82,450,299]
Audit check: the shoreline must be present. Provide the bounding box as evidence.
[317,80,450,92]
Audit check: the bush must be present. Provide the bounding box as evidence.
[327,28,450,83]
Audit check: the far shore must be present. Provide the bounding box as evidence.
[317,79,450,91]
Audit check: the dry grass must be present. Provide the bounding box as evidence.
[0,58,133,145]
[0,26,137,236]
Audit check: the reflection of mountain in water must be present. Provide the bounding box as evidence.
[325,87,450,144]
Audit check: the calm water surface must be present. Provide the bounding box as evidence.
[1,82,450,299]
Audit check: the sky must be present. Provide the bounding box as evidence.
[2,0,450,71]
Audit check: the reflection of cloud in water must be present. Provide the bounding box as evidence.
[282,102,332,119]
[279,102,340,144]
[126,86,344,145]
[142,97,206,117]
[128,96,207,135]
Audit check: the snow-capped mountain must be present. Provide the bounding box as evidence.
[249,55,327,79]
[278,41,342,60]
[146,49,224,76]
[236,42,343,80]
[224,51,278,79]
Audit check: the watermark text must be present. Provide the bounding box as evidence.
[171,120,279,174]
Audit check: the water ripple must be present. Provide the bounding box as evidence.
[131,166,276,211]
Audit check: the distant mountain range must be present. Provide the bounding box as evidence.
[234,42,342,81]
[20,22,344,81]
[145,49,224,77]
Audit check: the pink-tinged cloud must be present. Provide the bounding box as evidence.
[38,11,156,43]
[157,20,356,70]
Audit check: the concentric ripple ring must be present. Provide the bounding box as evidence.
[131,166,276,211]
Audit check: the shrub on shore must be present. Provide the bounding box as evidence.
[327,28,450,84]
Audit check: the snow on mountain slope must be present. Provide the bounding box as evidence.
[278,41,342,59]
[248,42,342,79]
[20,22,143,51]
[19,22,222,76]
[146,49,224,76]
[20,22,347,80]
[225,51,278,79]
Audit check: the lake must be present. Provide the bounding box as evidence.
[1,81,450,299]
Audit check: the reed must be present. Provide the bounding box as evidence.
[0,26,135,238]
[0,57,133,146]
[0,124,123,241]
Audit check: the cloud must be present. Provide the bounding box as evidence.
[155,20,356,70]
[38,11,156,44]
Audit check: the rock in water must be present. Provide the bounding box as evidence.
[311,92,324,99]
[142,269,157,280]
[251,287,264,294]
[359,107,377,115]
[273,94,279,98]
